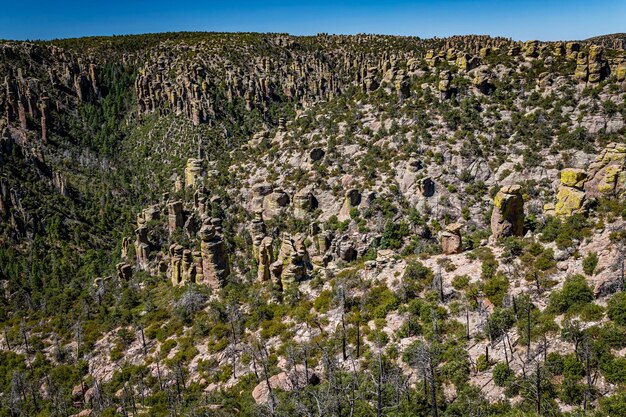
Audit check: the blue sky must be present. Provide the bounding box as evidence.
[1,1,624,41]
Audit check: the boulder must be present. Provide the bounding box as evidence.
[560,168,587,188]
[441,223,463,254]
[337,236,357,262]
[338,189,361,221]
[293,189,317,218]
[263,189,290,219]
[250,183,273,212]
[309,147,325,162]
[554,168,588,217]
[252,366,320,404]
[491,185,524,239]
[471,65,494,95]
[554,186,586,217]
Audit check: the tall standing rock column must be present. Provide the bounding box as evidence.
[169,244,184,286]
[249,212,274,281]
[184,158,204,188]
[198,223,230,291]
[491,185,524,240]
[134,226,150,271]
[167,201,184,233]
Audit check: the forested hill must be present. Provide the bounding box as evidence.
[1,33,626,416]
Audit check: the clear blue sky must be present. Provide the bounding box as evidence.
[1,0,624,41]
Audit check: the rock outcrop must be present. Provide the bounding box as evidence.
[491,185,524,239]
[167,201,184,232]
[585,143,626,198]
[554,168,588,217]
[575,45,610,83]
[293,189,317,218]
[338,189,361,221]
[251,366,320,404]
[270,233,310,290]
[441,223,463,254]
[263,189,290,220]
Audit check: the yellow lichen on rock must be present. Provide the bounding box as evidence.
[597,165,621,194]
[554,186,586,216]
[560,168,587,188]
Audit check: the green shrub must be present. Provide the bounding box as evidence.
[580,302,604,322]
[476,354,491,372]
[546,352,564,375]
[160,339,177,357]
[380,221,410,249]
[601,392,626,417]
[559,378,585,405]
[534,248,556,271]
[452,274,470,290]
[583,252,598,276]
[608,292,626,326]
[482,273,509,307]
[492,362,513,387]
[601,356,626,384]
[486,308,515,340]
[562,354,584,380]
[548,275,593,314]
[402,261,434,297]
[313,289,333,313]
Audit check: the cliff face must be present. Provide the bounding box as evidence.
[2,33,626,417]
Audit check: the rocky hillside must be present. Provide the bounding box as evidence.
[2,32,626,417]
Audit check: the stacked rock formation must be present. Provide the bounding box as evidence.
[184,158,204,187]
[575,45,610,83]
[198,222,230,290]
[438,70,452,98]
[491,185,524,240]
[134,226,151,271]
[169,244,184,285]
[270,233,310,291]
[249,212,274,282]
